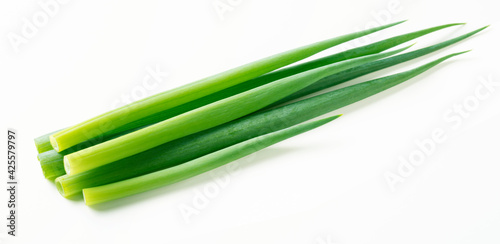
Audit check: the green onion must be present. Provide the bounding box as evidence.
[34,131,58,154]
[30,18,484,207]
[82,115,341,205]
[37,151,65,181]
[37,127,137,181]
[55,50,465,198]
[49,21,404,153]
[33,23,461,158]
[63,49,406,175]
[40,25,484,181]
[82,51,467,205]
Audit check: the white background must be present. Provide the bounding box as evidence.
[1,0,499,243]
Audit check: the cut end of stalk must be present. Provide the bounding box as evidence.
[63,157,71,175]
[34,138,44,154]
[82,189,93,206]
[55,177,66,197]
[49,135,60,152]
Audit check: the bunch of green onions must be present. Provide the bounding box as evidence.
[34,21,486,206]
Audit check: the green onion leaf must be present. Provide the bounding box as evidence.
[64,49,406,175]
[32,22,469,156]
[38,25,484,181]
[81,51,467,205]
[280,26,488,103]
[49,21,405,152]
[81,115,341,205]
[55,51,466,198]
